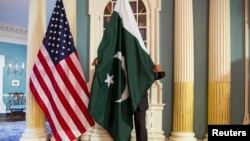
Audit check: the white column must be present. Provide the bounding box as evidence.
[169,0,196,141]
[62,0,76,43]
[146,0,165,140]
[204,0,231,141]
[0,55,6,113]
[20,0,48,141]
[207,0,231,125]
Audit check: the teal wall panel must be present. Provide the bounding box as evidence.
[160,0,174,138]
[0,41,27,110]
[230,0,245,125]
[76,0,90,82]
[193,0,209,139]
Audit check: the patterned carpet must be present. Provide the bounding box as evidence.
[0,121,52,141]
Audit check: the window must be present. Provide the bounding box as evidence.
[103,0,148,46]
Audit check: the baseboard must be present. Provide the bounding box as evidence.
[0,113,9,118]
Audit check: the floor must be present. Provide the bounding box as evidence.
[0,113,25,122]
[0,113,52,141]
[0,113,26,141]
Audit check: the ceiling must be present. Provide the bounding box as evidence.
[0,0,56,28]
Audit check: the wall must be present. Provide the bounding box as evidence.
[193,0,209,138]
[230,0,246,125]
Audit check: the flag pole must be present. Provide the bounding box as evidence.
[243,0,250,125]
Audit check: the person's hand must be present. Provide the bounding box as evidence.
[152,64,164,72]
[92,58,98,66]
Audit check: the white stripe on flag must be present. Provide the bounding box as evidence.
[60,55,92,129]
[33,45,83,137]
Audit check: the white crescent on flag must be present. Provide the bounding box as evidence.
[114,51,129,102]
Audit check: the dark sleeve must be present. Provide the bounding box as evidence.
[155,71,165,80]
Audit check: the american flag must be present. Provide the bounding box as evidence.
[29,0,95,140]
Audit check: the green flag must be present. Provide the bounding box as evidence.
[88,0,158,140]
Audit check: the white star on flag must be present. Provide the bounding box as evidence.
[105,73,114,87]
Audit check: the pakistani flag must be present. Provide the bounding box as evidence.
[88,0,158,140]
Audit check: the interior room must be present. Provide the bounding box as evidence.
[0,0,249,141]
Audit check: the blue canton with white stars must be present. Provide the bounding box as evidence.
[43,0,76,65]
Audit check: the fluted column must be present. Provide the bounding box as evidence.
[208,0,231,125]
[20,0,48,141]
[62,0,76,43]
[169,0,196,141]
[203,0,231,141]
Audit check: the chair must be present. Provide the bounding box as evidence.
[8,92,26,118]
